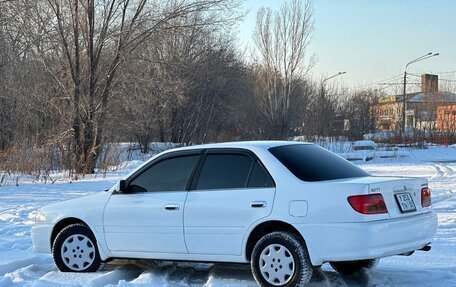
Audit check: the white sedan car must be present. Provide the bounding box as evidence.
[32,141,437,287]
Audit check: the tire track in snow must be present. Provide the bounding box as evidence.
[432,163,456,178]
[443,165,455,176]
[429,163,456,205]
[432,189,456,205]
[431,164,444,179]
[446,165,456,174]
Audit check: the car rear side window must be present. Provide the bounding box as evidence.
[269,144,369,182]
[248,161,274,188]
[196,154,252,190]
[129,155,199,192]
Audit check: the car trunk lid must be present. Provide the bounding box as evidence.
[367,177,429,219]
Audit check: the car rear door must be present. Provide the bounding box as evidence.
[184,149,276,256]
[103,151,201,254]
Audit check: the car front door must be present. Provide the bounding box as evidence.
[103,151,201,254]
[184,149,276,256]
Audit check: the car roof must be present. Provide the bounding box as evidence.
[167,140,313,152]
[123,141,313,181]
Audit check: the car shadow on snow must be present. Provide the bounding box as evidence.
[100,259,385,287]
[34,258,455,287]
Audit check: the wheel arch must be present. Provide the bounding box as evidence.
[50,217,90,248]
[245,220,306,261]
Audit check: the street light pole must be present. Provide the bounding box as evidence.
[318,72,346,136]
[402,52,439,133]
[323,71,347,85]
[321,71,346,102]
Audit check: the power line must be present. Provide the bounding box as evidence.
[391,73,456,83]
[434,70,456,75]
[408,72,456,79]
[378,82,420,85]
[378,84,397,92]
[376,74,403,83]
[439,78,456,83]
[348,72,449,93]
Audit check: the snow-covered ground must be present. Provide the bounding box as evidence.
[1,147,456,287]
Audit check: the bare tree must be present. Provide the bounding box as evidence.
[342,89,382,140]
[252,0,315,138]
[28,0,242,173]
[108,1,244,149]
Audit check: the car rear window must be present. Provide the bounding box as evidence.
[269,144,369,182]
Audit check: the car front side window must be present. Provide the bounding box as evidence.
[129,154,199,193]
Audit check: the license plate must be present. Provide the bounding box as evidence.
[395,192,416,213]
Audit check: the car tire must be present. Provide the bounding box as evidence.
[251,232,313,287]
[52,223,102,272]
[330,258,380,275]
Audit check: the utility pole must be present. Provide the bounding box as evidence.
[402,70,407,133]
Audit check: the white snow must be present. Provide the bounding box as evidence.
[0,147,456,286]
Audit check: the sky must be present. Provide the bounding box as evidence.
[238,0,456,93]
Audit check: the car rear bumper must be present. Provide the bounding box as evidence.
[31,224,53,253]
[295,211,438,266]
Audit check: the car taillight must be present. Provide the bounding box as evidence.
[421,187,432,207]
[347,193,388,214]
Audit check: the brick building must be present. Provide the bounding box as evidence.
[371,74,456,132]
[437,105,456,132]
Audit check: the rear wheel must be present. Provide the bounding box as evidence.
[330,259,380,275]
[251,232,313,287]
[52,223,101,272]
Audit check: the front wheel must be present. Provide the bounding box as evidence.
[251,232,313,287]
[52,223,102,272]
[330,259,380,275]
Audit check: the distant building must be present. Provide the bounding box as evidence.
[371,74,456,132]
[437,105,456,132]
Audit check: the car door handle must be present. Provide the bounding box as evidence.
[251,201,266,208]
[164,204,180,211]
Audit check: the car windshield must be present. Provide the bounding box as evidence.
[269,144,369,182]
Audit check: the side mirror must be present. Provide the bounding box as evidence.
[119,180,128,193]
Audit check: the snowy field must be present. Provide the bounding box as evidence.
[1,147,456,286]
